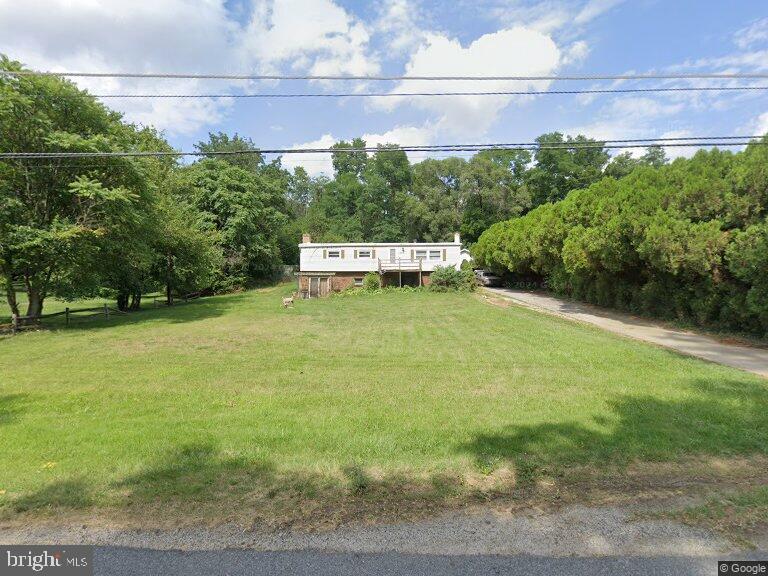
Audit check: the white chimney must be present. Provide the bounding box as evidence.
[301,233,312,244]
[454,232,461,244]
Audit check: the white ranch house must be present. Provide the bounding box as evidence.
[298,233,472,297]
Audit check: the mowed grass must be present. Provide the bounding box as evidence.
[2,291,162,323]
[1,286,767,527]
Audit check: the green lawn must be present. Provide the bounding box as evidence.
[1,286,767,527]
[3,290,163,323]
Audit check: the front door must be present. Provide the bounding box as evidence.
[320,277,330,296]
[309,277,319,297]
[389,248,396,262]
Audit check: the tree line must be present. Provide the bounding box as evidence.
[474,139,768,336]
[288,135,668,250]
[7,55,763,332]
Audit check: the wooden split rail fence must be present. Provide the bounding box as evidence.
[9,304,127,334]
[4,291,205,336]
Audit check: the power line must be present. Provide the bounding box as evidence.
[1,137,764,160]
[74,86,768,99]
[4,70,768,81]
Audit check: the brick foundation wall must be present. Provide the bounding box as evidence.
[330,272,362,291]
[299,271,432,295]
[298,272,366,295]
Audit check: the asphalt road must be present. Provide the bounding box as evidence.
[96,548,765,576]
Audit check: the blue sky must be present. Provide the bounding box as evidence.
[1,0,767,174]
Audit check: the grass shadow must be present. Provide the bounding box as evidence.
[6,440,466,528]
[0,394,28,426]
[12,478,94,513]
[38,292,259,334]
[113,442,276,505]
[459,378,768,482]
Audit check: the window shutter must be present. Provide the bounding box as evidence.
[323,249,327,259]
[354,249,358,258]
[372,249,376,259]
[341,249,345,259]
[410,249,414,259]
[442,249,446,261]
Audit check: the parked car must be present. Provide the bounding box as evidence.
[473,269,503,287]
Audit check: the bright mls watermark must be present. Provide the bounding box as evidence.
[1,546,92,575]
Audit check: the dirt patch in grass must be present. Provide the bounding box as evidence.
[475,293,511,309]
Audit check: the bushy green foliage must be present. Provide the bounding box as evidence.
[429,266,477,292]
[474,140,768,336]
[362,272,381,291]
[296,133,613,246]
[0,59,294,316]
[175,158,286,291]
[332,284,422,298]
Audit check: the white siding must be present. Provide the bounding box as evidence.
[299,242,464,273]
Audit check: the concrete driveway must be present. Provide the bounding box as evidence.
[484,288,768,378]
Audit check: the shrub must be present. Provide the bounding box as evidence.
[429,265,476,292]
[362,272,381,291]
[473,139,768,337]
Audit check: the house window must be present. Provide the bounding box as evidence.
[358,250,371,258]
[328,250,340,258]
[429,250,441,260]
[415,249,427,260]
[354,277,363,286]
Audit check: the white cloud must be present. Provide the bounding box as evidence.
[751,112,768,137]
[0,0,380,134]
[561,40,590,66]
[657,129,698,160]
[280,133,338,176]
[672,49,768,73]
[280,123,438,176]
[490,1,572,34]
[0,0,241,135]
[362,124,434,147]
[371,27,560,139]
[241,0,379,77]
[491,0,624,37]
[573,0,625,26]
[735,17,768,49]
[373,0,427,55]
[567,96,685,143]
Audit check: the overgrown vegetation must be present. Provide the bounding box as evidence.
[429,265,476,291]
[475,140,768,337]
[361,272,381,291]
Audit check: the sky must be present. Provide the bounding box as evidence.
[1,0,767,175]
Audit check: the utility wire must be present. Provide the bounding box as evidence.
[4,70,768,81]
[71,86,768,99]
[2,139,764,160]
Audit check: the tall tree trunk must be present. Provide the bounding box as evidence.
[116,291,129,312]
[25,287,43,319]
[129,292,142,310]
[166,253,174,306]
[3,273,19,319]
